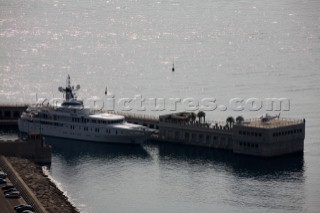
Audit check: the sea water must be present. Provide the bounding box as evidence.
[0,0,320,212]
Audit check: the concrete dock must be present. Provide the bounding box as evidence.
[113,111,305,157]
[0,104,305,157]
[0,134,51,164]
[0,105,28,126]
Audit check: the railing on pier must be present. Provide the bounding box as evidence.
[237,118,305,129]
[160,119,232,131]
[0,103,30,108]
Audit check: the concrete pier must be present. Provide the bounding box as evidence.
[233,118,305,157]
[157,119,233,150]
[110,111,305,157]
[0,134,51,164]
[0,104,305,157]
[0,105,28,126]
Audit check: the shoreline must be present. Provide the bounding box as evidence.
[5,157,80,213]
[41,166,83,213]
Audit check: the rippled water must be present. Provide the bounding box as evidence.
[44,138,306,213]
[1,0,320,212]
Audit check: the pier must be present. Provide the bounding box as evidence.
[0,134,52,164]
[0,104,305,157]
[0,105,28,126]
[108,111,305,157]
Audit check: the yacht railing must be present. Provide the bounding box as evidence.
[107,111,159,121]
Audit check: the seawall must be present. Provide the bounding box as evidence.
[0,134,51,164]
[0,156,80,213]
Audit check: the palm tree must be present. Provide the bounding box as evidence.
[226,116,235,128]
[189,112,196,124]
[202,111,206,123]
[197,111,206,123]
[236,115,244,124]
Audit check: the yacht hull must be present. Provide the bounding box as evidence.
[18,119,150,145]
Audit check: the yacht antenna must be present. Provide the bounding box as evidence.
[59,75,79,101]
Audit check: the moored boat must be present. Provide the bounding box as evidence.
[18,75,152,145]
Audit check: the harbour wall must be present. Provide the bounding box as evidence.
[111,111,305,157]
[110,112,233,150]
[232,121,305,157]
[157,121,233,150]
[0,135,51,164]
[0,105,28,126]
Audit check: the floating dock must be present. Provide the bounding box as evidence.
[113,111,305,157]
[233,118,304,157]
[0,105,305,158]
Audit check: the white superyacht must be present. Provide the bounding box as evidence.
[18,75,152,145]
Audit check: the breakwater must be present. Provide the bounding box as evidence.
[0,156,79,213]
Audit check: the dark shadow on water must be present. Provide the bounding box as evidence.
[45,136,150,163]
[155,142,305,179]
[0,129,305,180]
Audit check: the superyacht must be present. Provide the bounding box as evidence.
[18,75,152,145]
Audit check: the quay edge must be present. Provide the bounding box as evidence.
[0,133,52,164]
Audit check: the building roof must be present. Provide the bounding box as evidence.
[236,118,304,129]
